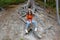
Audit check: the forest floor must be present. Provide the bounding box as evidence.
[0,4,60,40]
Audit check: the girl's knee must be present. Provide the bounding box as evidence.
[26,21,30,24]
[32,20,37,26]
[32,20,37,24]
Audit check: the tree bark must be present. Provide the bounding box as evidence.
[56,0,60,24]
[59,0,60,8]
[44,0,46,8]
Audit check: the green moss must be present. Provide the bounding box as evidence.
[20,38,24,40]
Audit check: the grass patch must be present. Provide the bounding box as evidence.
[0,0,26,7]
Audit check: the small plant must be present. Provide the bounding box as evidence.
[20,38,24,40]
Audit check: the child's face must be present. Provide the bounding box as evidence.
[28,8,32,14]
[29,11,32,14]
[29,10,31,14]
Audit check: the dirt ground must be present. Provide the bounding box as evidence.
[0,5,60,40]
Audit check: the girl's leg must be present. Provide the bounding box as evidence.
[32,20,37,31]
[26,21,30,29]
[32,20,37,27]
[25,21,30,33]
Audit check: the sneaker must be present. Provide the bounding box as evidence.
[35,28,37,31]
[38,35,42,39]
[39,35,42,38]
[25,29,28,33]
